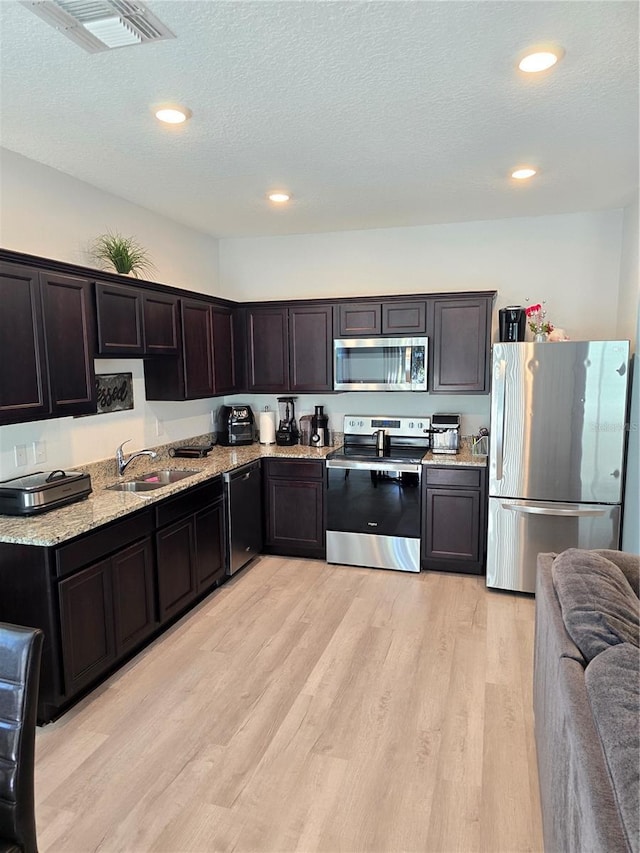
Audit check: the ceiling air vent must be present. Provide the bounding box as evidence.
[20,0,176,52]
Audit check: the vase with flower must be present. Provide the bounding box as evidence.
[525,302,554,342]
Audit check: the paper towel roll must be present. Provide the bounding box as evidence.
[259,410,276,445]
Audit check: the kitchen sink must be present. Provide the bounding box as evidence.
[106,481,162,492]
[106,469,199,492]
[137,469,199,485]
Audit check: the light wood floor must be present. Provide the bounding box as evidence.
[35,556,543,853]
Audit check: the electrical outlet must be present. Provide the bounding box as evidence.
[33,440,47,464]
[155,418,163,437]
[14,444,27,466]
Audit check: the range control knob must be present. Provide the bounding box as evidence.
[409,422,414,429]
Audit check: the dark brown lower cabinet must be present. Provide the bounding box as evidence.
[421,465,487,574]
[58,558,116,696]
[156,517,197,623]
[58,535,156,696]
[263,459,325,558]
[155,479,226,624]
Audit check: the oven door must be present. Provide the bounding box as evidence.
[326,460,422,572]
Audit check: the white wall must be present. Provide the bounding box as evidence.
[0,148,220,295]
[219,210,624,342]
[620,197,640,554]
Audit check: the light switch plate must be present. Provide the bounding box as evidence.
[33,440,47,463]
[14,444,27,466]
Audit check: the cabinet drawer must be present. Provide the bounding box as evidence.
[265,459,325,481]
[424,467,482,488]
[155,479,223,528]
[56,509,153,578]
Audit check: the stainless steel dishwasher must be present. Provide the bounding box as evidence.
[223,460,263,575]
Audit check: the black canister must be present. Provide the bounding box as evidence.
[499,306,526,342]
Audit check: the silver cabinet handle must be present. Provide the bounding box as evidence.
[494,359,506,481]
[502,503,607,518]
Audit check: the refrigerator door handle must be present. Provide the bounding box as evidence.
[502,502,608,518]
[494,358,506,481]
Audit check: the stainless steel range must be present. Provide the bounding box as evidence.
[326,415,431,573]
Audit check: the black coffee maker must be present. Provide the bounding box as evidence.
[217,405,255,446]
[499,306,526,342]
[310,405,329,448]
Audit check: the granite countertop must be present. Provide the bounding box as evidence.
[0,437,486,547]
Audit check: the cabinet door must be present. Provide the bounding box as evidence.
[265,477,324,557]
[111,538,157,657]
[58,559,116,695]
[0,263,50,424]
[212,306,236,394]
[247,307,289,392]
[289,305,333,392]
[96,282,145,356]
[41,272,97,417]
[430,297,491,393]
[382,301,426,335]
[143,292,179,355]
[195,501,225,592]
[181,299,215,399]
[422,487,484,574]
[156,517,197,623]
[336,302,381,336]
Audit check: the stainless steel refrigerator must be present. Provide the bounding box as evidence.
[487,340,630,593]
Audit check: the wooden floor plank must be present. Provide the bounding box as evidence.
[35,556,543,853]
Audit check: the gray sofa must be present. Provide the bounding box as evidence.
[534,549,640,853]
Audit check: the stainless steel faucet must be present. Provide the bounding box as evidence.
[116,440,157,476]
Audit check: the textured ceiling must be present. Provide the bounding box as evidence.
[0,1,638,238]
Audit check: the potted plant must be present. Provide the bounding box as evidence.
[91,231,154,278]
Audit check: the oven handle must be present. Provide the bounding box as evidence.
[326,458,421,475]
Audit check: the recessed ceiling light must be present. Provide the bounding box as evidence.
[268,192,290,203]
[511,168,538,180]
[518,48,563,73]
[155,106,192,124]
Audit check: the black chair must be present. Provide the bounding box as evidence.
[0,623,44,853]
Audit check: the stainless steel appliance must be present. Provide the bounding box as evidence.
[223,461,263,575]
[0,469,92,516]
[333,337,428,391]
[276,397,299,446]
[326,415,431,572]
[430,414,461,455]
[217,405,254,446]
[310,405,329,447]
[487,340,630,593]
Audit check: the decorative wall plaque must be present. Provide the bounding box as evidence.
[95,373,134,414]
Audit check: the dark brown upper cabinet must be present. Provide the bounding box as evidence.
[336,299,427,337]
[96,281,179,357]
[336,302,382,337]
[144,298,235,401]
[289,305,333,392]
[143,291,179,355]
[246,304,333,394]
[382,301,426,335]
[0,262,96,425]
[211,306,236,395]
[95,282,145,356]
[247,307,290,393]
[0,262,49,423]
[41,272,97,417]
[429,295,492,394]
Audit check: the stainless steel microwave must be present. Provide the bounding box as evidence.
[333,337,428,391]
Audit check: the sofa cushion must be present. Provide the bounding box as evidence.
[592,549,640,598]
[585,642,640,853]
[552,549,640,662]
